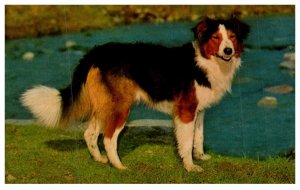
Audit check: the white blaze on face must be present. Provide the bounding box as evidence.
[218,24,235,59]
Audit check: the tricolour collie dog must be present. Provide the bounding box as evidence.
[21,16,249,172]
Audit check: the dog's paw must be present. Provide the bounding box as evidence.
[184,164,204,172]
[194,153,211,161]
[115,164,127,170]
[94,155,109,164]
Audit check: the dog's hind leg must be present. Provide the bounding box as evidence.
[84,116,108,163]
[104,122,126,170]
[193,111,211,161]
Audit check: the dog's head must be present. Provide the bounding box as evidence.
[192,16,250,62]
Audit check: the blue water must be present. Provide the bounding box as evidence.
[5,15,295,158]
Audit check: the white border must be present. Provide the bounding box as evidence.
[2,1,298,190]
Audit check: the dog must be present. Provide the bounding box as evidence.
[21,16,249,172]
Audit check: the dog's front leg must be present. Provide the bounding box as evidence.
[193,111,211,160]
[174,117,204,172]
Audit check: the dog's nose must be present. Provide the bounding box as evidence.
[224,47,233,55]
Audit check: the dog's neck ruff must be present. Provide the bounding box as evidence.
[192,41,241,110]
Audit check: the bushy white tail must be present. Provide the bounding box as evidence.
[21,85,62,127]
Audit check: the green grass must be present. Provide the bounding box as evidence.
[5,124,295,184]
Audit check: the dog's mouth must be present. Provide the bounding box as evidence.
[216,55,232,62]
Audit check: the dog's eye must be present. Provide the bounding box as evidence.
[230,34,236,39]
[212,35,219,40]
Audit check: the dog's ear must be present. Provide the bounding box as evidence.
[229,15,250,41]
[238,19,250,41]
[192,17,211,39]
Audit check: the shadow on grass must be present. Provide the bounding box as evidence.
[44,125,293,161]
[44,126,176,157]
[45,139,86,151]
[118,126,176,157]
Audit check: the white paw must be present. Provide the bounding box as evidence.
[194,153,211,161]
[94,155,109,163]
[115,164,127,170]
[184,164,204,172]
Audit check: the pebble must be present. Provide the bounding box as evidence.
[233,76,254,84]
[22,51,35,61]
[283,52,295,62]
[264,84,294,94]
[257,96,278,108]
[280,61,295,70]
[280,52,295,70]
[65,40,77,49]
[279,52,295,70]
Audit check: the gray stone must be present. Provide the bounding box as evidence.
[264,84,294,94]
[22,51,35,61]
[280,61,295,70]
[233,76,254,84]
[257,96,278,108]
[283,52,295,62]
[65,40,77,49]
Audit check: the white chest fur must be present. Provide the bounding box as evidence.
[194,46,241,111]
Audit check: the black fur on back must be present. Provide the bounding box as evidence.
[59,42,211,115]
[60,54,94,116]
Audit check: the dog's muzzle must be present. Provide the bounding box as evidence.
[217,47,233,62]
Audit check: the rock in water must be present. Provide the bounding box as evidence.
[264,84,294,94]
[257,96,278,108]
[233,76,254,84]
[280,61,295,70]
[283,52,295,62]
[22,51,35,61]
[65,40,77,49]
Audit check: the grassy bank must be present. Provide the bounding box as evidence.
[5,124,295,184]
[5,5,295,39]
